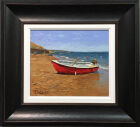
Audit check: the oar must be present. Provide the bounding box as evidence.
[71,57,78,66]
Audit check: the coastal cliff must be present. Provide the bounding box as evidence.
[31,42,53,54]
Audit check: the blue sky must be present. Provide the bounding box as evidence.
[30,30,109,52]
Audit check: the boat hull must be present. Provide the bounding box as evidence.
[52,61,99,74]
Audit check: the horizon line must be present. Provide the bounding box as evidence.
[49,49,108,52]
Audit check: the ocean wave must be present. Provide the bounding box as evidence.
[53,55,75,61]
[99,65,109,70]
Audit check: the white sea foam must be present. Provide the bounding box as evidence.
[99,65,109,70]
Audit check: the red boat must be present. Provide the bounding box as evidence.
[51,60,99,75]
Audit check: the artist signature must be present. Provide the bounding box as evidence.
[34,90,48,94]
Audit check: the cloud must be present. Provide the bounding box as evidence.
[46,34,52,37]
[57,34,65,38]
[72,37,80,40]
[93,34,99,38]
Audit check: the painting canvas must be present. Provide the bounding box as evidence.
[24,24,115,103]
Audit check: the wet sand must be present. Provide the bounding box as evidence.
[30,54,109,96]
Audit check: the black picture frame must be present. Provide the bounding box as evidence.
[0,0,139,126]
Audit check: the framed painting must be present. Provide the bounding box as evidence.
[0,0,139,126]
[23,24,115,104]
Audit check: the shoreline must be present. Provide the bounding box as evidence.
[30,54,109,96]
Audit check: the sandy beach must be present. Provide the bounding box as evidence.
[30,54,109,96]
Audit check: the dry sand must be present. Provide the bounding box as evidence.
[30,54,109,96]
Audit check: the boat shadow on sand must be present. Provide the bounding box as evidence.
[56,71,99,75]
[56,71,100,81]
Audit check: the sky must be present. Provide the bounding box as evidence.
[30,30,109,52]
